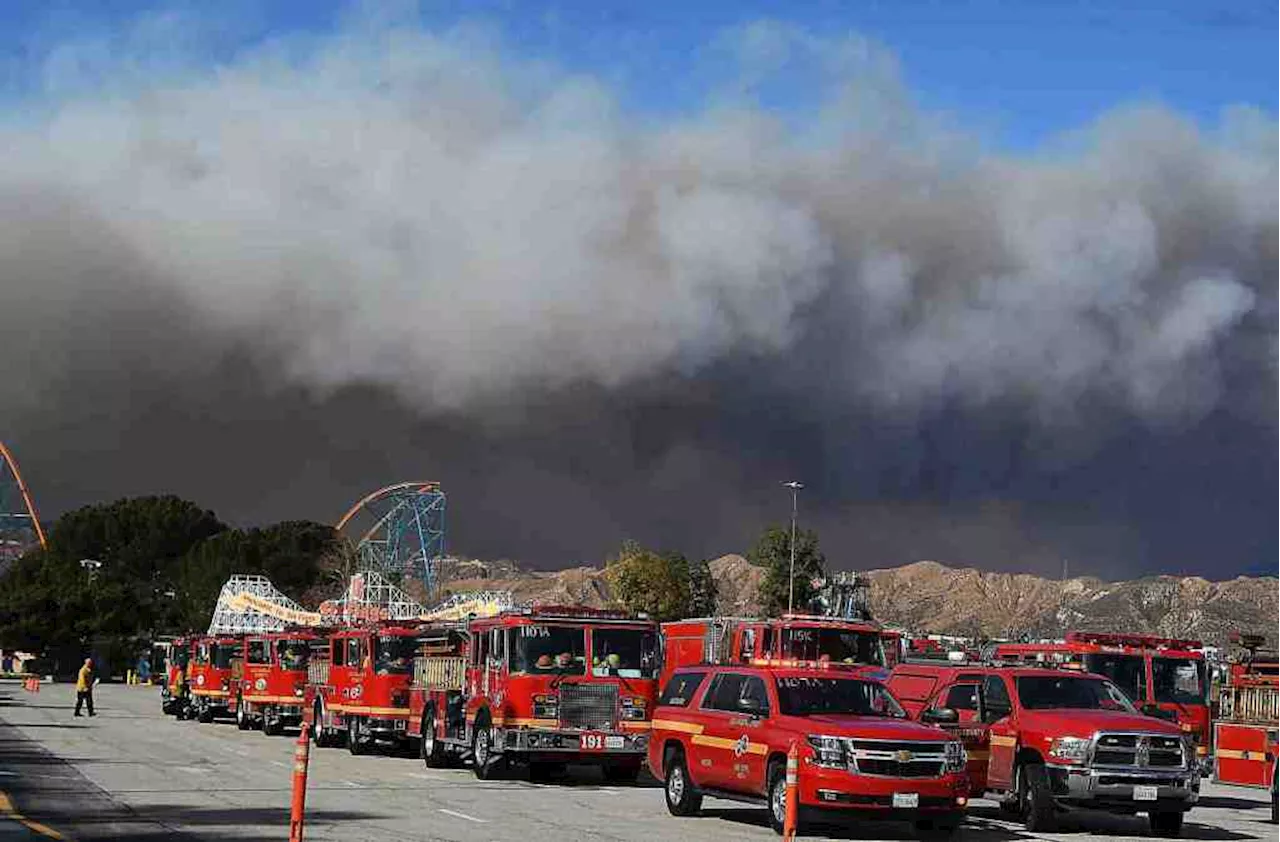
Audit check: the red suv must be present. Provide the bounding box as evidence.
[648,665,970,837]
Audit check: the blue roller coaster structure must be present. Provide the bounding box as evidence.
[336,481,447,597]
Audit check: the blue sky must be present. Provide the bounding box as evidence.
[2,0,1275,148]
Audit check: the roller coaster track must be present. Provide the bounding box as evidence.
[0,440,46,561]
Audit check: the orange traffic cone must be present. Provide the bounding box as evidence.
[782,740,800,840]
[288,722,312,842]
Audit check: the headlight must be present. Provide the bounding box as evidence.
[806,735,848,769]
[533,693,558,719]
[945,740,967,772]
[1048,736,1091,764]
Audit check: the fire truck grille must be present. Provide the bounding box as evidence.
[847,740,949,779]
[558,684,617,731]
[1093,733,1184,768]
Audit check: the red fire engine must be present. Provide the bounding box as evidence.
[987,632,1211,761]
[160,636,192,717]
[407,606,659,781]
[188,634,242,723]
[1213,633,1278,823]
[660,614,889,690]
[305,621,419,754]
[233,631,319,735]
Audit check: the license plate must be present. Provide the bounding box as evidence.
[579,732,605,751]
[605,735,625,749]
[1133,785,1159,801]
[892,792,920,809]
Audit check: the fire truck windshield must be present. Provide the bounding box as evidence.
[172,649,189,669]
[212,645,237,669]
[277,640,311,671]
[590,628,658,679]
[1152,657,1207,705]
[1016,676,1137,712]
[1082,654,1146,703]
[781,628,884,666]
[375,636,416,675]
[512,626,586,676]
[774,676,906,718]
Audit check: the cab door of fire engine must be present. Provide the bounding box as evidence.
[982,673,1018,790]
[484,627,506,701]
[342,636,366,710]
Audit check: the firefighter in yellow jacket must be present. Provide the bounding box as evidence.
[74,658,96,717]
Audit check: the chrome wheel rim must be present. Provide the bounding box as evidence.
[771,778,786,824]
[475,729,489,766]
[424,717,436,756]
[668,764,684,803]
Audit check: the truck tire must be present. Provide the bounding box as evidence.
[1017,762,1056,833]
[663,748,702,817]
[421,709,446,768]
[197,703,214,724]
[766,759,791,836]
[347,717,367,756]
[236,698,251,730]
[263,714,282,736]
[471,716,499,780]
[1149,811,1184,837]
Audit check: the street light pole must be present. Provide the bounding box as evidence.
[782,482,803,614]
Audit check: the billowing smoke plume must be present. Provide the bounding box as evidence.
[0,14,1275,575]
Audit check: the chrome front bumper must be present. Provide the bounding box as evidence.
[500,727,648,755]
[1047,764,1199,811]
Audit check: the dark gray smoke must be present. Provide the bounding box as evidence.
[1,16,1275,577]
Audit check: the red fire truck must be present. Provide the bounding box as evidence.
[305,621,419,754]
[987,632,1211,762]
[234,631,319,735]
[407,606,659,781]
[888,661,1199,836]
[661,614,888,690]
[160,636,192,717]
[1213,634,1278,823]
[188,634,242,723]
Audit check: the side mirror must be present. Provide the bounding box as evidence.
[921,707,959,725]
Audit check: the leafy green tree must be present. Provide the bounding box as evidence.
[688,557,719,617]
[750,526,825,617]
[606,542,693,622]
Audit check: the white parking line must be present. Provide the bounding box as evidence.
[341,780,361,788]
[270,760,289,768]
[438,808,487,823]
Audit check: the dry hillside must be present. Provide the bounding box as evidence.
[438,557,1277,646]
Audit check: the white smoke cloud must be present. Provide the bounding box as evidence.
[0,14,1273,424]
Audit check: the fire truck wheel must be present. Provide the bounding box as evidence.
[236,700,251,730]
[348,718,367,756]
[197,704,215,724]
[471,716,500,780]
[421,709,446,768]
[263,716,282,736]
[1016,762,1056,833]
[603,761,642,784]
[312,704,330,747]
[663,748,702,817]
[766,759,789,835]
[1148,811,1184,837]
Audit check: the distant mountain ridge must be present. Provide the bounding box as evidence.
[440,557,1277,647]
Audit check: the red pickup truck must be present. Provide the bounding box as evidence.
[649,664,969,837]
[888,662,1199,836]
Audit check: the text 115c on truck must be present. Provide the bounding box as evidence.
[408,606,659,781]
[888,661,1199,837]
[984,632,1211,764]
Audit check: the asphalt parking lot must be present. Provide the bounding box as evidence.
[0,681,1273,841]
